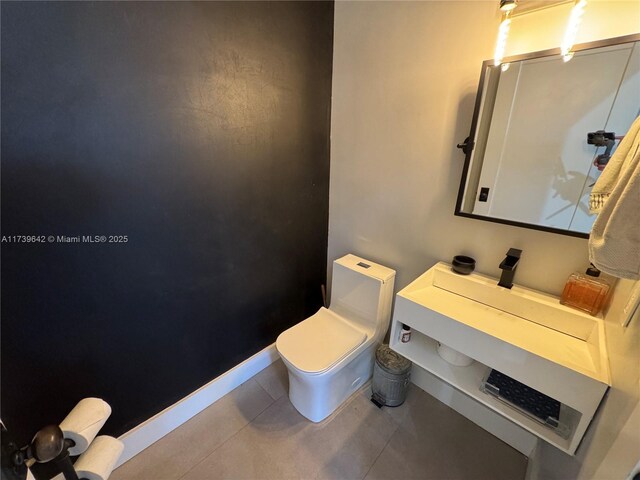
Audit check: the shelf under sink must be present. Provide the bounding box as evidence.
[392,331,579,452]
[390,262,610,455]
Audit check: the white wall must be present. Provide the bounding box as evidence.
[329,0,640,296]
[329,0,590,297]
[329,0,640,477]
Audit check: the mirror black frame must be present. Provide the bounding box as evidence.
[455,33,640,239]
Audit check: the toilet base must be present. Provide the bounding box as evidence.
[282,342,378,422]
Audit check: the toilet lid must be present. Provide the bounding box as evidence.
[276,307,367,374]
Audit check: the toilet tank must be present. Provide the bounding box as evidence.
[329,254,396,334]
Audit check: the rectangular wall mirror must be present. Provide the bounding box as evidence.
[456,34,640,238]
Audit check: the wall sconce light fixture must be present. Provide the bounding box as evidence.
[500,0,517,12]
[561,0,587,61]
[494,0,518,66]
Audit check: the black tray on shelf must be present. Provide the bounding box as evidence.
[481,369,570,438]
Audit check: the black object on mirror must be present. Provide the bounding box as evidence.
[456,137,474,156]
[587,130,616,168]
[452,256,476,275]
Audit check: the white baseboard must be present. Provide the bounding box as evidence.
[116,343,279,466]
[410,364,537,457]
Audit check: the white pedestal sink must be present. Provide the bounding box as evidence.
[390,262,610,455]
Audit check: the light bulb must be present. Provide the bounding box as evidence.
[494,17,511,66]
[561,0,587,60]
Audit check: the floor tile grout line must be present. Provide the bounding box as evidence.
[254,374,285,403]
[175,380,277,480]
[360,411,402,480]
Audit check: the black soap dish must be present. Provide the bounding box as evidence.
[451,255,476,275]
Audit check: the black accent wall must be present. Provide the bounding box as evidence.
[1,1,333,443]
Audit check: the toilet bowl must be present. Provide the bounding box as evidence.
[276,254,395,422]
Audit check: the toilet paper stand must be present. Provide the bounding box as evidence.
[30,439,81,480]
[5,424,81,480]
[4,398,123,480]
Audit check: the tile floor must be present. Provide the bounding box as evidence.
[111,360,527,480]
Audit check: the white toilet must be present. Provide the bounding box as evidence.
[276,254,395,422]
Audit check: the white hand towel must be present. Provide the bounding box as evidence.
[590,115,640,213]
[588,115,640,280]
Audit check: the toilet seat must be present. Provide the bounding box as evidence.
[276,307,366,375]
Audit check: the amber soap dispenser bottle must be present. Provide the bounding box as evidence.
[560,264,611,316]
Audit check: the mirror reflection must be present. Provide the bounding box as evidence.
[457,39,639,236]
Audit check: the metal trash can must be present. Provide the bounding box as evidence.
[371,344,412,407]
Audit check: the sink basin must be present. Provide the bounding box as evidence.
[391,261,610,455]
[397,262,609,384]
[412,262,598,340]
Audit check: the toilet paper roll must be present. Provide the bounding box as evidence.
[73,436,124,480]
[59,398,112,456]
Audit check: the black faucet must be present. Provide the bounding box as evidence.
[498,248,522,289]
